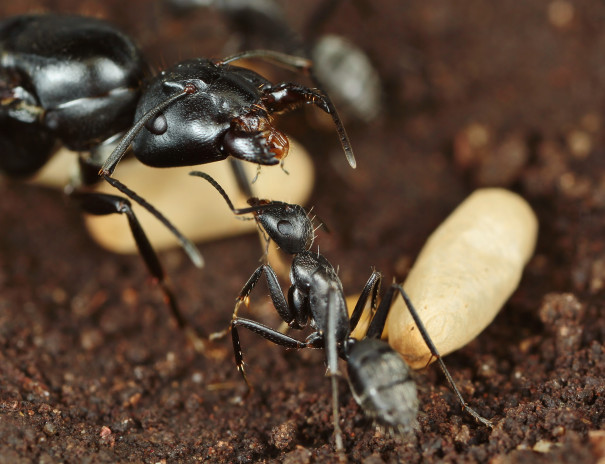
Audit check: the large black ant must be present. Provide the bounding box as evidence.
[192,172,493,451]
[0,13,355,343]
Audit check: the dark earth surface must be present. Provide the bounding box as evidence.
[1,0,605,462]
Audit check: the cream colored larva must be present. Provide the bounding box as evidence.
[347,188,538,369]
[385,188,538,369]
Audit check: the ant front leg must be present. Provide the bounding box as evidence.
[237,264,301,325]
[209,263,301,341]
[71,191,206,353]
[387,284,494,428]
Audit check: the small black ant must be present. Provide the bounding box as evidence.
[0,14,355,342]
[192,172,493,451]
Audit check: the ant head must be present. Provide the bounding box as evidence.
[249,199,314,255]
[189,172,316,255]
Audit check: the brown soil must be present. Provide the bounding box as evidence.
[1,1,604,462]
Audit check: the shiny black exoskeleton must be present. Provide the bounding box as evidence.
[130,59,293,168]
[1,14,355,177]
[0,14,355,347]
[187,0,384,123]
[193,172,493,451]
[0,14,147,176]
[101,50,356,179]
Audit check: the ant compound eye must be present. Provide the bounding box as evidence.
[277,220,293,236]
[145,113,168,135]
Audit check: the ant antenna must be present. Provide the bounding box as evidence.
[190,171,237,212]
[190,171,272,220]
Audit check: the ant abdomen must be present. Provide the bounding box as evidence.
[346,338,418,433]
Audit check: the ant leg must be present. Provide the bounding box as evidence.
[326,289,345,452]
[231,317,307,390]
[240,264,298,325]
[71,191,206,353]
[349,270,382,333]
[364,283,399,340]
[209,264,275,341]
[391,284,494,428]
[210,263,299,341]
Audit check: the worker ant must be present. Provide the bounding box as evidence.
[0,14,355,342]
[192,172,493,451]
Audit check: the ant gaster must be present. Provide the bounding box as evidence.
[193,172,493,451]
[0,14,355,343]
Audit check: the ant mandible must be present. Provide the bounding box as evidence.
[0,14,355,342]
[192,172,493,451]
